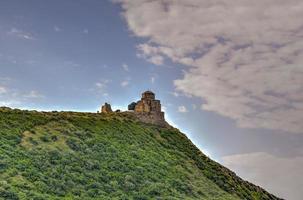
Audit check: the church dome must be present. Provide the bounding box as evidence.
[142,90,155,99]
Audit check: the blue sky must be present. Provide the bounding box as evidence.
[1,1,303,199]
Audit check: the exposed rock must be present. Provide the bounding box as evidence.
[101,103,112,113]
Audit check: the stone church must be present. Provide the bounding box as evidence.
[100,90,167,126]
[133,91,164,118]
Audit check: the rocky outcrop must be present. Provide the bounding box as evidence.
[101,103,112,113]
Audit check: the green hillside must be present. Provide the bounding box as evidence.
[0,107,280,200]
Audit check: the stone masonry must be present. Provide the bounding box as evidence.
[100,91,167,126]
[101,102,112,113]
[133,91,166,126]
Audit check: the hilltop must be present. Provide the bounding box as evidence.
[0,107,280,200]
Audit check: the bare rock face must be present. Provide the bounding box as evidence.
[101,103,112,113]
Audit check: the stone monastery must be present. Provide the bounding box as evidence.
[100,91,167,126]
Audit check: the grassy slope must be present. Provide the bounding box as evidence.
[0,108,280,200]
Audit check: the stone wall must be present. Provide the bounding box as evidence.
[101,103,112,113]
[134,111,167,127]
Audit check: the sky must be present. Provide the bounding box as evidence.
[0,0,303,199]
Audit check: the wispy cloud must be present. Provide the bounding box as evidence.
[178,105,187,113]
[136,44,164,65]
[0,78,11,95]
[0,86,7,94]
[83,29,88,34]
[63,60,80,68]
[151,76,155,84]
[23,90,44,99]
[7,28,35,40]
[0,100,21,107]
[95,79,110,92]
[122,63,129,71]
[170,91,179,97]
[121,80,130,87]
[54,26,62,32]
[93,79,112,98]
[0,82,43,108]
[117,0,303,133]
[150,73,158,84]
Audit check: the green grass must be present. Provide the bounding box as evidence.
[0,107,280,200]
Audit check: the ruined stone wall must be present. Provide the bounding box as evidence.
[135,100,150,112]
[100,91,167,126]
[150,100,161,112]
[101,103,112,113]
[134,111,167,127]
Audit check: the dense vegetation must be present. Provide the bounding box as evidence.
[0,107,280,200]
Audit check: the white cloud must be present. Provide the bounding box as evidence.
[23,90,44,99]
[95,80,110,91]
[0,100,21,107]
[63,60,80,68]
[121,80,130,87]
[0,87,43,107]
[83,29,89,34]
[222,152,303,200]
[151,76,155,84]
[7,28,35,40]
[137,44,164,65]
[178,105,188,113]
[170,91,179,97]
[147,55,164,65]
[122,63,129,71]
[94,80,111,97]
[0,86,7,94]
[116,0,303,133]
